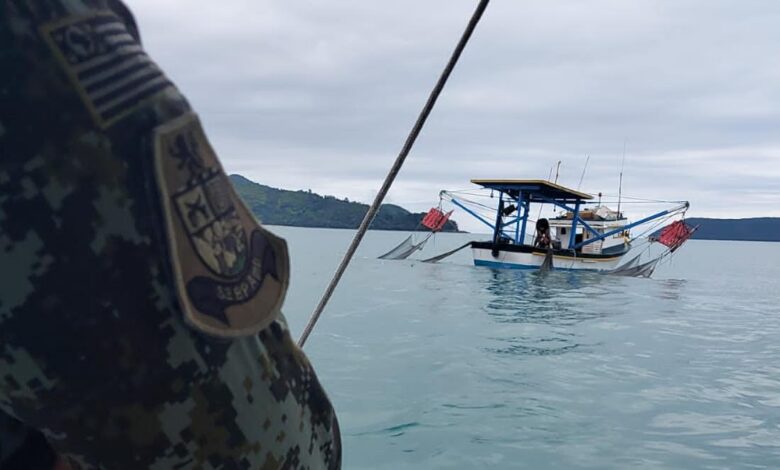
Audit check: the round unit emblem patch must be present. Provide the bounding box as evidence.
[154,113,289,338]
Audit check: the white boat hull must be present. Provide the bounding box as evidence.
[472,246,624,272]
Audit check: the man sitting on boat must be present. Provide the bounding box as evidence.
[534,218,552,249]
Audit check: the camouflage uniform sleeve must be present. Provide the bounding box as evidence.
[0,411,59,469]
[0,1,340,469]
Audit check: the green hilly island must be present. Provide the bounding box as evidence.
[230,174,459,232]
[231,174,780,241]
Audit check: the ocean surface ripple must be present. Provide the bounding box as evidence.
[276,227,780,469]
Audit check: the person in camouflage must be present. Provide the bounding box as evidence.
[0,1,341,468]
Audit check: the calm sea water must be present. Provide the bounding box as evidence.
[272,226,780,469]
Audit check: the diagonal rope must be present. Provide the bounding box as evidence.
[421,241,472,263]
[297,0,491,347]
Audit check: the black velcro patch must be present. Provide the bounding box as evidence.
[41,12,174,128]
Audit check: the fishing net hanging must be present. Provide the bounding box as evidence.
[378,234,432,260]
[378,207,450,260]
[607,257,661,278]
[607,220,697,277]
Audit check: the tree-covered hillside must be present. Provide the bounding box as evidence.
[230,174,459,232]
[685,217,780,242]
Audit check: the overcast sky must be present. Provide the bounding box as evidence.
[128,0,780,231]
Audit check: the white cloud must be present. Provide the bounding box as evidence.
[126,0,780,232]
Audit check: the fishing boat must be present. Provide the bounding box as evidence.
[380,178,696,277]
[448,179,691,271]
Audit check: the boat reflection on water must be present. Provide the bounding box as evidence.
[656,278,687,301]
[478,269,631,357]
[481,269,616,323]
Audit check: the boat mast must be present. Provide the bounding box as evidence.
[577,155,590,191]
[537,164,555,220]
[617,142,626,218]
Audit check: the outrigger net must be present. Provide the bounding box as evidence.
[378,207,453,261]
[607,219,698,277]
[607,256,662,278]
[378,233,432,260]
[421,207,453,231]
[655,220,697,252]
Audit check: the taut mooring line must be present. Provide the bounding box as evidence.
[298,0,491,347]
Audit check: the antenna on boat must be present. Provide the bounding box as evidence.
[617,141,627,218]
[554,160,562,184]
[577,155,590,191]
[537,163,556,219]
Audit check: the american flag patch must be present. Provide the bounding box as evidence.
[42,12,174,128]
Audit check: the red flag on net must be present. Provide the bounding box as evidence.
[657,220,696,252]
[422,208,453,232]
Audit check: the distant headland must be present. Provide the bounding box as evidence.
[684,217,780,242]
[230,174,459,232]
[231,175,779,241]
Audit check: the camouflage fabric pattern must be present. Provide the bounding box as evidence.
[1,412,59,468]
[0,1,340,468]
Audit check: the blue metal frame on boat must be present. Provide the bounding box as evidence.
[449,197,495,232]
[573,203,688,249]
[445,179,689,255]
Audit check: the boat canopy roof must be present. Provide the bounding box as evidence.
[471,179,594,202]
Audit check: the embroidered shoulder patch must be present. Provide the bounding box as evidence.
[41,12,174,128]
[154,113,289,338]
